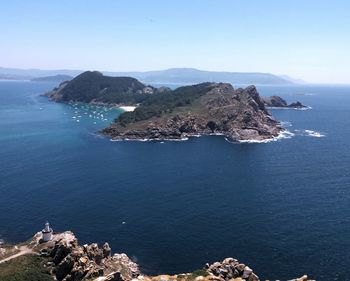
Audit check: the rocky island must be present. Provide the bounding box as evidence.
[102,83,283,142]
[0,227,314,281]
[44,71,285,142]
[262,96,307,109]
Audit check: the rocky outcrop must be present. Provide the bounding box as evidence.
[204,259,314,281]
[102,84,283,142]
[205,257,259,281]
[262,95,307,109]
[34,231,139,281]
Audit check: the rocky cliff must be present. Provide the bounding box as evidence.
[30,231,139,281]
[0,231,314,281]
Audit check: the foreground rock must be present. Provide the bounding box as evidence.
[262,96,307,109]
[1,231,315,281]
[31,231,139,281]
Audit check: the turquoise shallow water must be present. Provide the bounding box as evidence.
[0,81,350,280]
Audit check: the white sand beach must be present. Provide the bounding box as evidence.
[119,106,137,112]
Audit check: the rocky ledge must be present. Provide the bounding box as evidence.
[262,96,307,109]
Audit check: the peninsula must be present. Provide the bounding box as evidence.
[44,71,284,142]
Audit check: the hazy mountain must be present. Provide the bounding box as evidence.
[279,75,306,84]
[107,68,294,85]
[0,67,297,85]
[0,67,81,80]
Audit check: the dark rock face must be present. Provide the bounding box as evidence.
[206,257,259,281]
[56,255,75,280]
[103,84,283,142]
[262,95,307,109]
[86,243,104,264]
[51,240,75,265]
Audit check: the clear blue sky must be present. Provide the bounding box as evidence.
[1,0,349,83]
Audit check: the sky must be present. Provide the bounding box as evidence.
[1,0,349,84]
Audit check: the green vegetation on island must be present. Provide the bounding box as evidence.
[45,71,167,104]
[117,83,214,126]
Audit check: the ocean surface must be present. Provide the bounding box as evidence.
[0,81,350,280]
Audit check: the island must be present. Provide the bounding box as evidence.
[0,224,313,281]
[44,71,285,142]
[262,96,307,109]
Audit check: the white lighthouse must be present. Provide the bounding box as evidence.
[42,221,53,242]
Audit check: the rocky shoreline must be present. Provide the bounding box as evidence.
[0,231,314,281]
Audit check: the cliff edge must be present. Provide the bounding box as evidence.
[0,231,314,281]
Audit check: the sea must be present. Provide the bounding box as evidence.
[0,80,350,281]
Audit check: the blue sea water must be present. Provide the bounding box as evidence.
[0,81,350,280]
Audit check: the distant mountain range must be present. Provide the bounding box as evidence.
[0,67,302,85]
